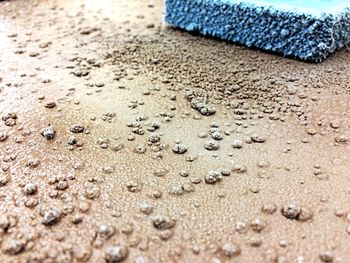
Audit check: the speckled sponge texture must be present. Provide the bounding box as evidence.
[164,0,350,62]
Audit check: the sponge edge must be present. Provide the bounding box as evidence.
[164,0,350,62]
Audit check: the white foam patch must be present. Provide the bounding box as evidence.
[222,0,350,16]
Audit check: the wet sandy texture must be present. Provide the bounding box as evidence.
[1,0,350,262]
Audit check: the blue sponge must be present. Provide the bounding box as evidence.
[164,0,350,62]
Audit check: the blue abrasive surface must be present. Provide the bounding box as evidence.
[164,0,350,61]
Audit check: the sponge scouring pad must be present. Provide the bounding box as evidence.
[164,0,350,62]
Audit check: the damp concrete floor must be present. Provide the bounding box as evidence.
[1,0,350,262]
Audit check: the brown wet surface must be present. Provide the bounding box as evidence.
[1,0,350,262]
